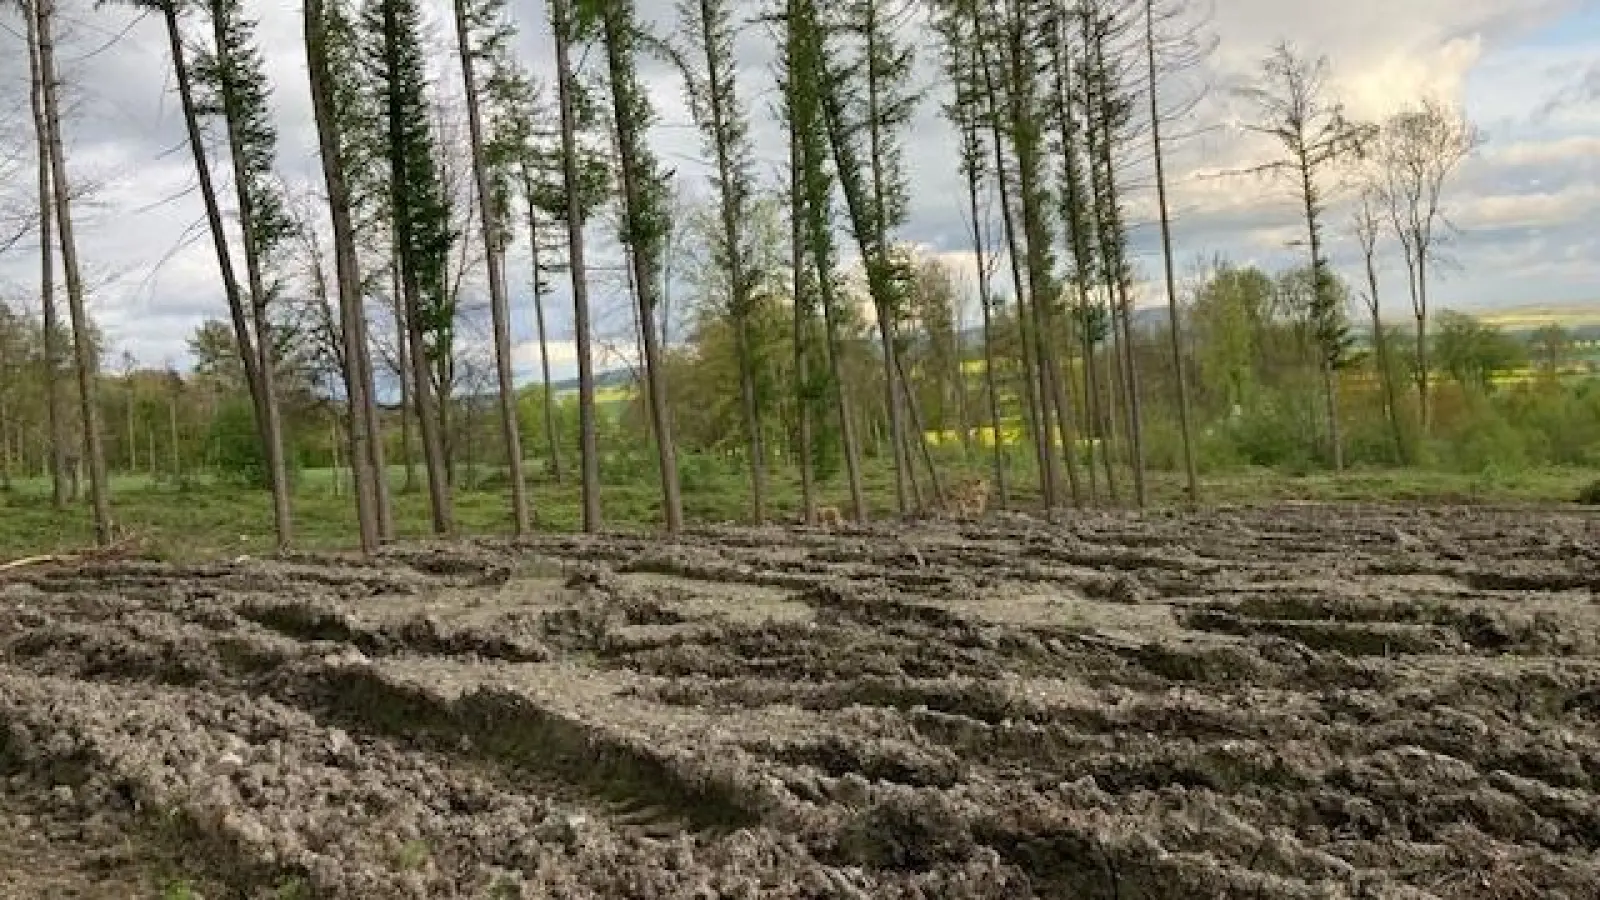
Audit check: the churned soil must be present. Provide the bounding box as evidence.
[1,503,1597,898]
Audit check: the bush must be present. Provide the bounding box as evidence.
[1578,480,1600,506]
[208,399,300,490]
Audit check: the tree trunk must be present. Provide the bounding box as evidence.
[520,165,563,485]
[894,349,944,507]
[1363,250,1406,464]
[209,1,295,547]
[1415,255,1430,436]
[733,318,767,523]
[358,303,394,539]
[816,73,909,518]
[696,0,766,524]
[1299,160,1342,473]
[305,0,379,552]
[1146,0,1199,503]
[600,3,682,534]
[452,0,530,534]
[392,260,417,493]
[550,0,601,532]
[789,121,816,524]
[35,0,112,545]
[23,4,66,510]
[168,394,181,480]
[978,35,1053,507]
[965,143,1009,509]
[791,0,865,523]
[383,0,452,536]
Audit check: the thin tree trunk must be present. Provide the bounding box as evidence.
[24,5,66,509]
[816,78,908,518]
[1146,0,1199,503]
[789,123,816,524]
[168,394,181,479]
[600,3,682,534]
[978,36,1052,506]
[359,301,393,539]
[305,0,378,552]
[35,0,111,544]
[894,349,944,507]
[1415,260,1430,436]
[1361,242,1405,463]
[695,0,766,524]
[392,261,417,492]
[1299,161,1342,472]
[452,0,530,534]
[965,144,1009,508]
[519,171,563,485]
[383,0,451,536]
[550,0,601,532]
[209,2,295,547]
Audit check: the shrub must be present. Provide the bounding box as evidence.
[1578,480,1600,506]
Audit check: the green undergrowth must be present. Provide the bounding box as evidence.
[0,459,1592,562]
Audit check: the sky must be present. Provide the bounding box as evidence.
[0,0,1596,387]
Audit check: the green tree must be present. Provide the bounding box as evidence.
[450,0,532,532]
[1238,42,1372,471]
[673,0,767,523]
[366,0,455,534]
[585,0,685,533]
[1435,311,1525,394]
[193,0,297,547]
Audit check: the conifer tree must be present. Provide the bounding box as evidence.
[366,0,456,533]
[675,0,767,523]
[450,0,530,532]
[585,0,685,533]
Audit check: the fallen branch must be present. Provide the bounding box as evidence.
[0,554,78,574]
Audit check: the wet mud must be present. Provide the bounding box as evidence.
[1,503,1597,897]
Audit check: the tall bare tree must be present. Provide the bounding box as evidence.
[1353,188,1406,463]
[32,0,113,544]
[1374,98,1480,436]
[1144,0,1198,502]
[20,0,67,509]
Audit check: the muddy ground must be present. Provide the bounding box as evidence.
[1,503,1598,898]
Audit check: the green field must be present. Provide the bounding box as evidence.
[1,460,1593,562]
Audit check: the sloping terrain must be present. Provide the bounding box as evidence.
[1,504,1597,898]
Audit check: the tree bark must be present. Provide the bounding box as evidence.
[305,0,379,552]
[550,0,601,531]
[696,0,766,524]
[452,0,530,534]
[23,2,66,510]
[600,2,682,534]
[208,0,295,547]
[1146,0,1199,502]
[35,0,112,544]
[392,259,417,492]
[963,121,1009,509]
[382,0,452,536]
[789,118,816,524]
[518,168,562,485]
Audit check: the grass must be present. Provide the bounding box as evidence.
[0,459,1593,562]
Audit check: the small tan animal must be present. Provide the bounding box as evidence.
[944,477,990,520]
[816,505,845,529]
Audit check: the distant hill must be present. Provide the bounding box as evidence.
[548,368,635,395]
